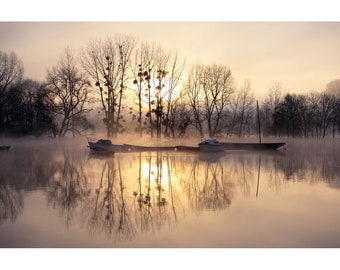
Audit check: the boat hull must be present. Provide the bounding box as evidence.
[221,142,285,150]
[0,145,10,151]
[198,144,225,152]
[88,142,124,153]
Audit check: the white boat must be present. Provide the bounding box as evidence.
[198,139,225,152]
[87,138,124,154]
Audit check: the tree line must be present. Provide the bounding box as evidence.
[1,34,339,138]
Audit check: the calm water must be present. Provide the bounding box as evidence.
[0,137,340,248]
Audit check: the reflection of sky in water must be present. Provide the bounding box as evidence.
[0,138,340,247]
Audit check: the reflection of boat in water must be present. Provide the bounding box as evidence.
[198,139,225,152]
[0,145,10,151]
[220,142,285,151]
[87,138,124,154]
[198,151,227,162]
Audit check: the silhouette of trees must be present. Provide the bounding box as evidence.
[0,50,24,134]
[131,42,152,137]
[184,61,235,137]
[162,50,185,138]
[325,80,340,137]
[1,37,340,139]
[81,35,137,137]
[0,78,56,136]
[261,82,284,136]
[261,87,340,138]
[236,80,255,137]
[131,44,185,139]
[46,47,93,138]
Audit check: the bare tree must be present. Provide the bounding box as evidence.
[131,43,184,139]
[152,48,170,139]
[81,35,136,137]
[0,50,24,132]
[46,47,93,137]
[131,42,160,138]
[237,80,255,137]
[115,34,137,135]
[183,61,205,137]
[262,81,284,136]
[184,62,234,137]
[163,50,185,137]
[132,43,150,137]
[166,91,192,137]
[319,92,337,138]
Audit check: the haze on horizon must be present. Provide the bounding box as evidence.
[1,21,340,100]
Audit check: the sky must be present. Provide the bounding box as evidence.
[1,1,340,101]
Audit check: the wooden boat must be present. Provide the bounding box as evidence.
[123,144,199,152]
[87,138,124,154]
[0,145,10,151]
[220,142,285,151]
[123,144,174,152]
[198,139,225,152]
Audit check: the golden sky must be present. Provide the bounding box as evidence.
[1,2,340,100]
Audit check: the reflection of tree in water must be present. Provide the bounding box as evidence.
[132,152,185,236]
[46,148,91,227]
[0,183,23,224]
[230,154,254,197]
[0,140,59,224]
[41,140,340,242]
[273,140,340,185]
[82,156,136,241]
[185,154,233,214]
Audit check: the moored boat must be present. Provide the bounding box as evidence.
[87,138,124,154]
[198,139,225,152]
[0,145,10,151]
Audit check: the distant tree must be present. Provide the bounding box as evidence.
[326,79,340,97]
[34,83,57,136]
[262,82,284,136]
[275,94,303,137]
[298,93,315,138]
[325,79,340,138]
[319,92,337,138]
[236,80,255,137]
[46,47,93,138]
[306,91,322,137]
[0,50,24,133]
[1,79,56,136]
[333,96,340,137]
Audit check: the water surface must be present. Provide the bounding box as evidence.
[0,138,339,248]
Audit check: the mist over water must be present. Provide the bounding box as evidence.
[0,136,339,247]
